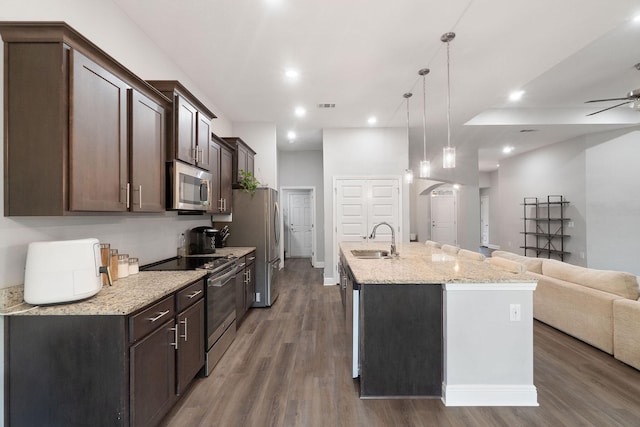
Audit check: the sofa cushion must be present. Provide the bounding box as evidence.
[458,249,485,261]
[485,257,527,274]
[491,250,543,274]
[613,299,640,370]
[542,259,639,300]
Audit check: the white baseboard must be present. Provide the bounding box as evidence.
[442,384,538,406]
[487,244,501,250]
[324,276,337,286]
[313,261,325,269]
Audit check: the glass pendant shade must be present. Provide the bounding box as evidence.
[404,168,414,184]
[443,146,456,169]
[419,160,431,178]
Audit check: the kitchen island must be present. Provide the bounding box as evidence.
[340,242,538,406]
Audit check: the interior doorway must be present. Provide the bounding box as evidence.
[480,195,489,247]
[280,187,317,267]
[430,187,457,246]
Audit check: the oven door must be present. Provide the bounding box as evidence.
[206,265,237,349]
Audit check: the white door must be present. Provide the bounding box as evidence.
[336,179,369,244]
[336,178,400,251]
[431,190,457,245]
[288,192,313,257]
[480,195,489,247]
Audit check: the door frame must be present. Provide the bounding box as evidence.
[332,175,403,284]
[280,186,318,268]
[480,195,489,247]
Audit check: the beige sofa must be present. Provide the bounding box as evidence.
[491,250,640,369]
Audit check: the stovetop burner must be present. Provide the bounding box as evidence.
[141,255,237,275]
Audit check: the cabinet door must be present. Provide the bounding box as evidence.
[235,265,247,322]
[220,145,234,213]
[197,114,212,170]
[236,143,248,182]
[130,89,166,212]
[70,50,129,211]
[245,260,256,310]
[208,138,222,213]
[247,152,255,177]
[176,299,205,395]
[176,95,198,165]
[130,318,177,427]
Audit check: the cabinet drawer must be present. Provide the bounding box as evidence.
[176,279,205,312]
[130,296,175,343]
[236,255,247,271]
[246,252,256,265]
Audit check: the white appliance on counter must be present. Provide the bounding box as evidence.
[24,238,104,305]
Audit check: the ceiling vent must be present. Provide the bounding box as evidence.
[317,103,336,109]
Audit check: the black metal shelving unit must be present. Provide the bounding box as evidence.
[520,195,570,261]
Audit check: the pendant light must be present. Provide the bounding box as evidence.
[403,92,414,184]
[441,32,456,169]
[418,68,431,178]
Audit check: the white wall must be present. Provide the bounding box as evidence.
[231,122,278,190]
[322,127,409,283]
[497,127,639,272]
[278,150,325,264]
[0,2,235,422]
[586,131,640,275]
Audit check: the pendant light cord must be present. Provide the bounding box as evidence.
[446,39,452,149]
[422,74,427,159]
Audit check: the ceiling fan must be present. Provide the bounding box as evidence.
[585,88,640,116]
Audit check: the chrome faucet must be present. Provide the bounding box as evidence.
[369,222,398,256]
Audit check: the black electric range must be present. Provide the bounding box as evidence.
[141,255,236,275]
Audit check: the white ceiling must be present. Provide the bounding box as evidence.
[113,0,640,171]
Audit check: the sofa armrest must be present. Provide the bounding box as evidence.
[613,299,640,370]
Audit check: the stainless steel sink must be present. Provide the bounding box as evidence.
[351,249,391,259]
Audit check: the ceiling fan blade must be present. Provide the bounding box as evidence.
[585,97,630,103]
[586,101,631,116]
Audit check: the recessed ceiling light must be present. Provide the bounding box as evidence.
[285,69,299,79]
[368,116,377,125]
[509,90,525,101]
[502,146,514,154]
[633,14,640,22]
[294,106,306,117]
[453,184,460,190]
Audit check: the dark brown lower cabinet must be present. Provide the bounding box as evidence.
[6,279,205,427]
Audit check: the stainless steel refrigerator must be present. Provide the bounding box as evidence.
[227,187,281,307]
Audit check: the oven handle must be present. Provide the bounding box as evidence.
[207,267,237,287]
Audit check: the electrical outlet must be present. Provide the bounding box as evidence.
[256,292,261,303]
[510,304,521,322]
[568,221,575,228]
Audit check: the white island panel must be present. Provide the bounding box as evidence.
[442,282,538,406]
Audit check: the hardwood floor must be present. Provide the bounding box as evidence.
[161,258,640,427]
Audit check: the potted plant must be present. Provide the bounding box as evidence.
[238,170,260,197]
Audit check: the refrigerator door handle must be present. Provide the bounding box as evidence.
[274,201,281,245]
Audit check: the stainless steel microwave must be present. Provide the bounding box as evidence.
[167,160,212,211]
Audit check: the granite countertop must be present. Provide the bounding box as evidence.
[8,271,208,316]
[340,242,536,285]
[3,246,257,316]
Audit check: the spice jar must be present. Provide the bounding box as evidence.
[99,243,111,285]
[118,254,130,279]
[128,257,139,275]
[110,249,119,280]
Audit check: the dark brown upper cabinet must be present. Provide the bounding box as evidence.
[208,133,234,214]
[222,137,256,188]
[0,22,169,215]
[147,80,216,172]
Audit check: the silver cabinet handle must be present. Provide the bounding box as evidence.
[192,147,198,162]
[180,318,188,341]
[248,256,256,262]
[170,324,179,349]
[138,185,142,208]
[187,290,202,299]
[147,309,170,322]
[126,183,130,209]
